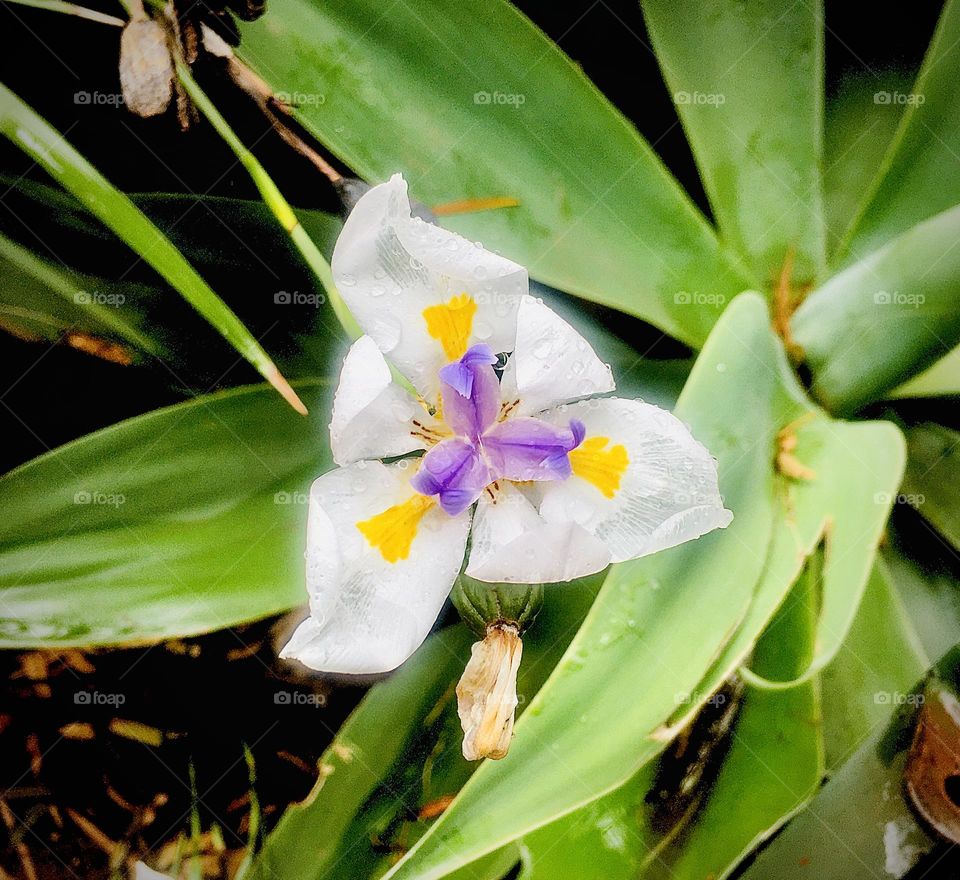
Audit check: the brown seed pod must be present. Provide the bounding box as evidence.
[119,17,175,118]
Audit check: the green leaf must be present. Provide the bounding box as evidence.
[0,380,332,647]
[0,83,306,413]
[380,293,791,879]
[888,344,960,398]
[517,769,656,880]
[901,423,960,552]
[645,558,823,880]
[519,549,824,880]
[740,648,960,880]
[837,0,960,265]
[237,0,754,346]
[823,71,911,260]
[791,203,960,413]
[737,417,904,688]
[884,514,960,662]
[820,559,928,771]
[0,229,164,358]
[641,0,826,285]
[247,575,604,880]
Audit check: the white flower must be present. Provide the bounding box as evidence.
[281,174,732,675]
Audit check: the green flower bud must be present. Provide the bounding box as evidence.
[450,574,544,638]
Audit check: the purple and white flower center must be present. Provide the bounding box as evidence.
[410,344,585,516]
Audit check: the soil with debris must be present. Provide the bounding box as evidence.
[0,614,364,879]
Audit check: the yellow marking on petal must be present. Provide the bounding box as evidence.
[569,436,629,499]
[423,294,477,360]
[357,494,435,563]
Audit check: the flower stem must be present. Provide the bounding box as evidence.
[173,59,363,342]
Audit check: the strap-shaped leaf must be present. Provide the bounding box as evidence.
[642,0,826,285]
[837,0,960,264]
[237,0,754,346]
[791,204,960,413]
[0,83,306,413]
[519,558,822,880]
[821,559,928,771]
[902,423,960,553]
[740,648,960,880]
[0,380,331,646]
[0,230,163,358]
[889,344,960,398]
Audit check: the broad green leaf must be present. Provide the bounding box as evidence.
[517,769,656,880]
[791,203,960,413]
[889,344,960,398]
[823,71,910,260]
[641,0,826,284]
[248,576,604,880]
[0,380,332,647]
[380,293,790,879]
[884,518,960,662]
[837,0,960,265]
[741,648,960,880]
[0,83,305,413]
[901,423,960,551]
[645,556,823,880]
[519,542,823,880]
[820,559,928,771]
[736,417,904,687]
[0,230,164,358]
[238,0,754,346]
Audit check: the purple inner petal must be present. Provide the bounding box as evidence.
[439,345,501,439]
[483,417,585,482]
[410,437,492,516]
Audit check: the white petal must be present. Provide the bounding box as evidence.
[330,335,438,466]
[537,398,732,562]
[511,295,614,415]
[466,482,611,583]
[331,174,526,399]
[282,461,470,673]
